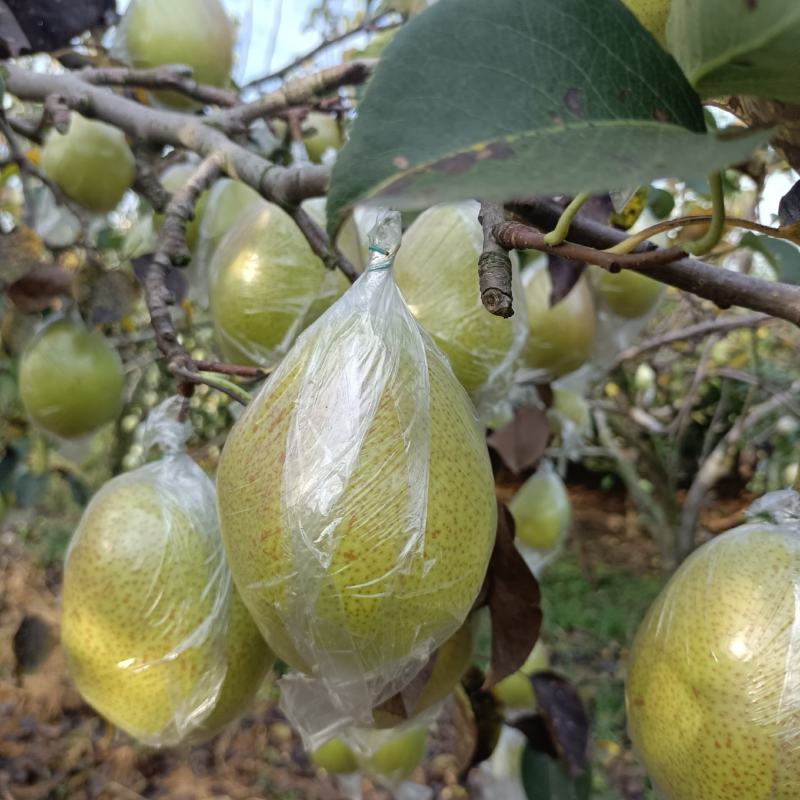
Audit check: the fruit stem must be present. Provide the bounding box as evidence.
[543,192,591,246]
[197,372,253,405]
[681,172,725,257]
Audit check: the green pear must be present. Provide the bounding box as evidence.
[19,320,124,439]
[301,112,343,164]
[393,203,526,405]
[492,640,550,709]
[62,462,273,746]
[622,0,671,46]
[627,521,800,799]
[42,114,135,213]
[121,0,234,109]
[152,163,211,251]
[510,466,571,552]
[522,264,596,379]
[216,273,496,690]
[311,737,359,774]
[549,387,591,435]
[365,726,428,782]
[593,267,664,320]
[209,202,349,367]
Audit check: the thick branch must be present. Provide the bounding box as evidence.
[504,198,800,327]
[478,200,514,317]
[78,65,239,107]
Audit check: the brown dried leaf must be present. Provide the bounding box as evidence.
[7,264,72,312]
[13,614,55,676]
[778,179,800,228]
[724,95,800,172]
[482,503,542,689]
[5,0,115,53]
[0,0,30,56]
[0,225,48,287]
[74,262,140,324]
[461,668,505,768]
[373,654,437,723]
[547,255,585,306]
[487,404,550,475]
[425,686,479,779]
[529,671,590,779]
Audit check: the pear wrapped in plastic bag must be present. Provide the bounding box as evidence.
[217,211,497,740]
[626,489,800,800]
[61,398,274,747]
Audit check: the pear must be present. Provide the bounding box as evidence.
[593,267,664,320]
[121,0,234,109]
[492,640,550,709]
[311,737,359,774]
[522,263,596,379]
[622,0,671,46]
[394,202,526,411]
[301,112,343,164]
[627,520,800,799]
[549,387,591,435]
[42,114,135,213]
[510,466,571,552]
[216,262,496,706]
[365,726,428,782]
[152,163,211,251]
[19,319,124,439]
[62,460,273,746]
[209,201,349,367]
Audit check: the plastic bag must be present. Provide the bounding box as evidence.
[393,202,528,425]
[61,398,273,746]
[626,489,800,800]
[216,211,497,746]
[208,200,349,367]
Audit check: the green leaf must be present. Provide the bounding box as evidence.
[520,747,592,800]
[668,0,800,103]
[328,0,768,231]
[740,232,800,284]
[647,186,676,219]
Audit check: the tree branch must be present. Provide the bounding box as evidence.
[478,200,514,317]
[289,204,359,283]
[77,64,239,107]
[0,111,35,226]
[504,198,800,327]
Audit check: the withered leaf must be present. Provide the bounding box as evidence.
[529,671,590,779]
[0,225,48,288]
[547,254,585,306]
[74,261,140,324]
[778,178,800,228]
[512,713,558,759]
[373,652,438,723]
[487,404,550,475]
[5,0,115,53]
[482,503,542,689]
[0,0,29,56]
[462,667,505,768]
[13,614,54,675]
[425,686,479,778]
[7,264,72,312]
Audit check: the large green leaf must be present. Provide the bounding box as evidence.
[520,747,592,800]
[668,0,800,103]
[328,0,767,230]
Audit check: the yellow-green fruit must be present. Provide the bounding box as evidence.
[42,115,134,213]
[522,266,596,379]
[311,738,359,774]
[550,388,591,434]
[62,469,273,746]
[19,320,124,439]
[301,112,343,163]
[394,203,525,398]
[209,202,349,366]
[216,302,497,682]
[366,727,428,781]
[122,0,234,109]
[510,467,571,552]
[153,163,210,251]
[627,522,800,799]
[622,0,670,46]
[492,640,550,709]
[302,197,368,273]
[373,618,475,728]
[594,268,664,320]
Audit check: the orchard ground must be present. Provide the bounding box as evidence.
[0,472,753,800]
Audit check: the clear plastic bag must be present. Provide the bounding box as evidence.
[626,488,800,800]
[393,202,528,425]
[216,211,497,746]
[61,398,273,747]
[208,200,349,367]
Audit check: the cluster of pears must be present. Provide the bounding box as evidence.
[216,211,497,732]
[61,403,273,745]
[626,492,800,799]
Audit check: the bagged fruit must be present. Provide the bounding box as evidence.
[61,398,273,746]
[217,211,497,744]
[209,201,349,367]
[393,202,528,424]
[626,489,800,800]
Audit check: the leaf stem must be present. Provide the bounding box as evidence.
[197,372,253,405]
[682,172,725,256]
[543,192,590,246]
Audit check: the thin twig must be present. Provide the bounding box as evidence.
[478,200,514,317]
[78,65,239,107]
[244,13,399,87]
[193,359,266,379]
[289,204,359,283]
[610,314,772,368]
[0,111,35,226]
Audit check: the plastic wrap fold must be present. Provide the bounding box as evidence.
[626,489,800,800]
[216,211,497,746]
[61,398,272,746]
